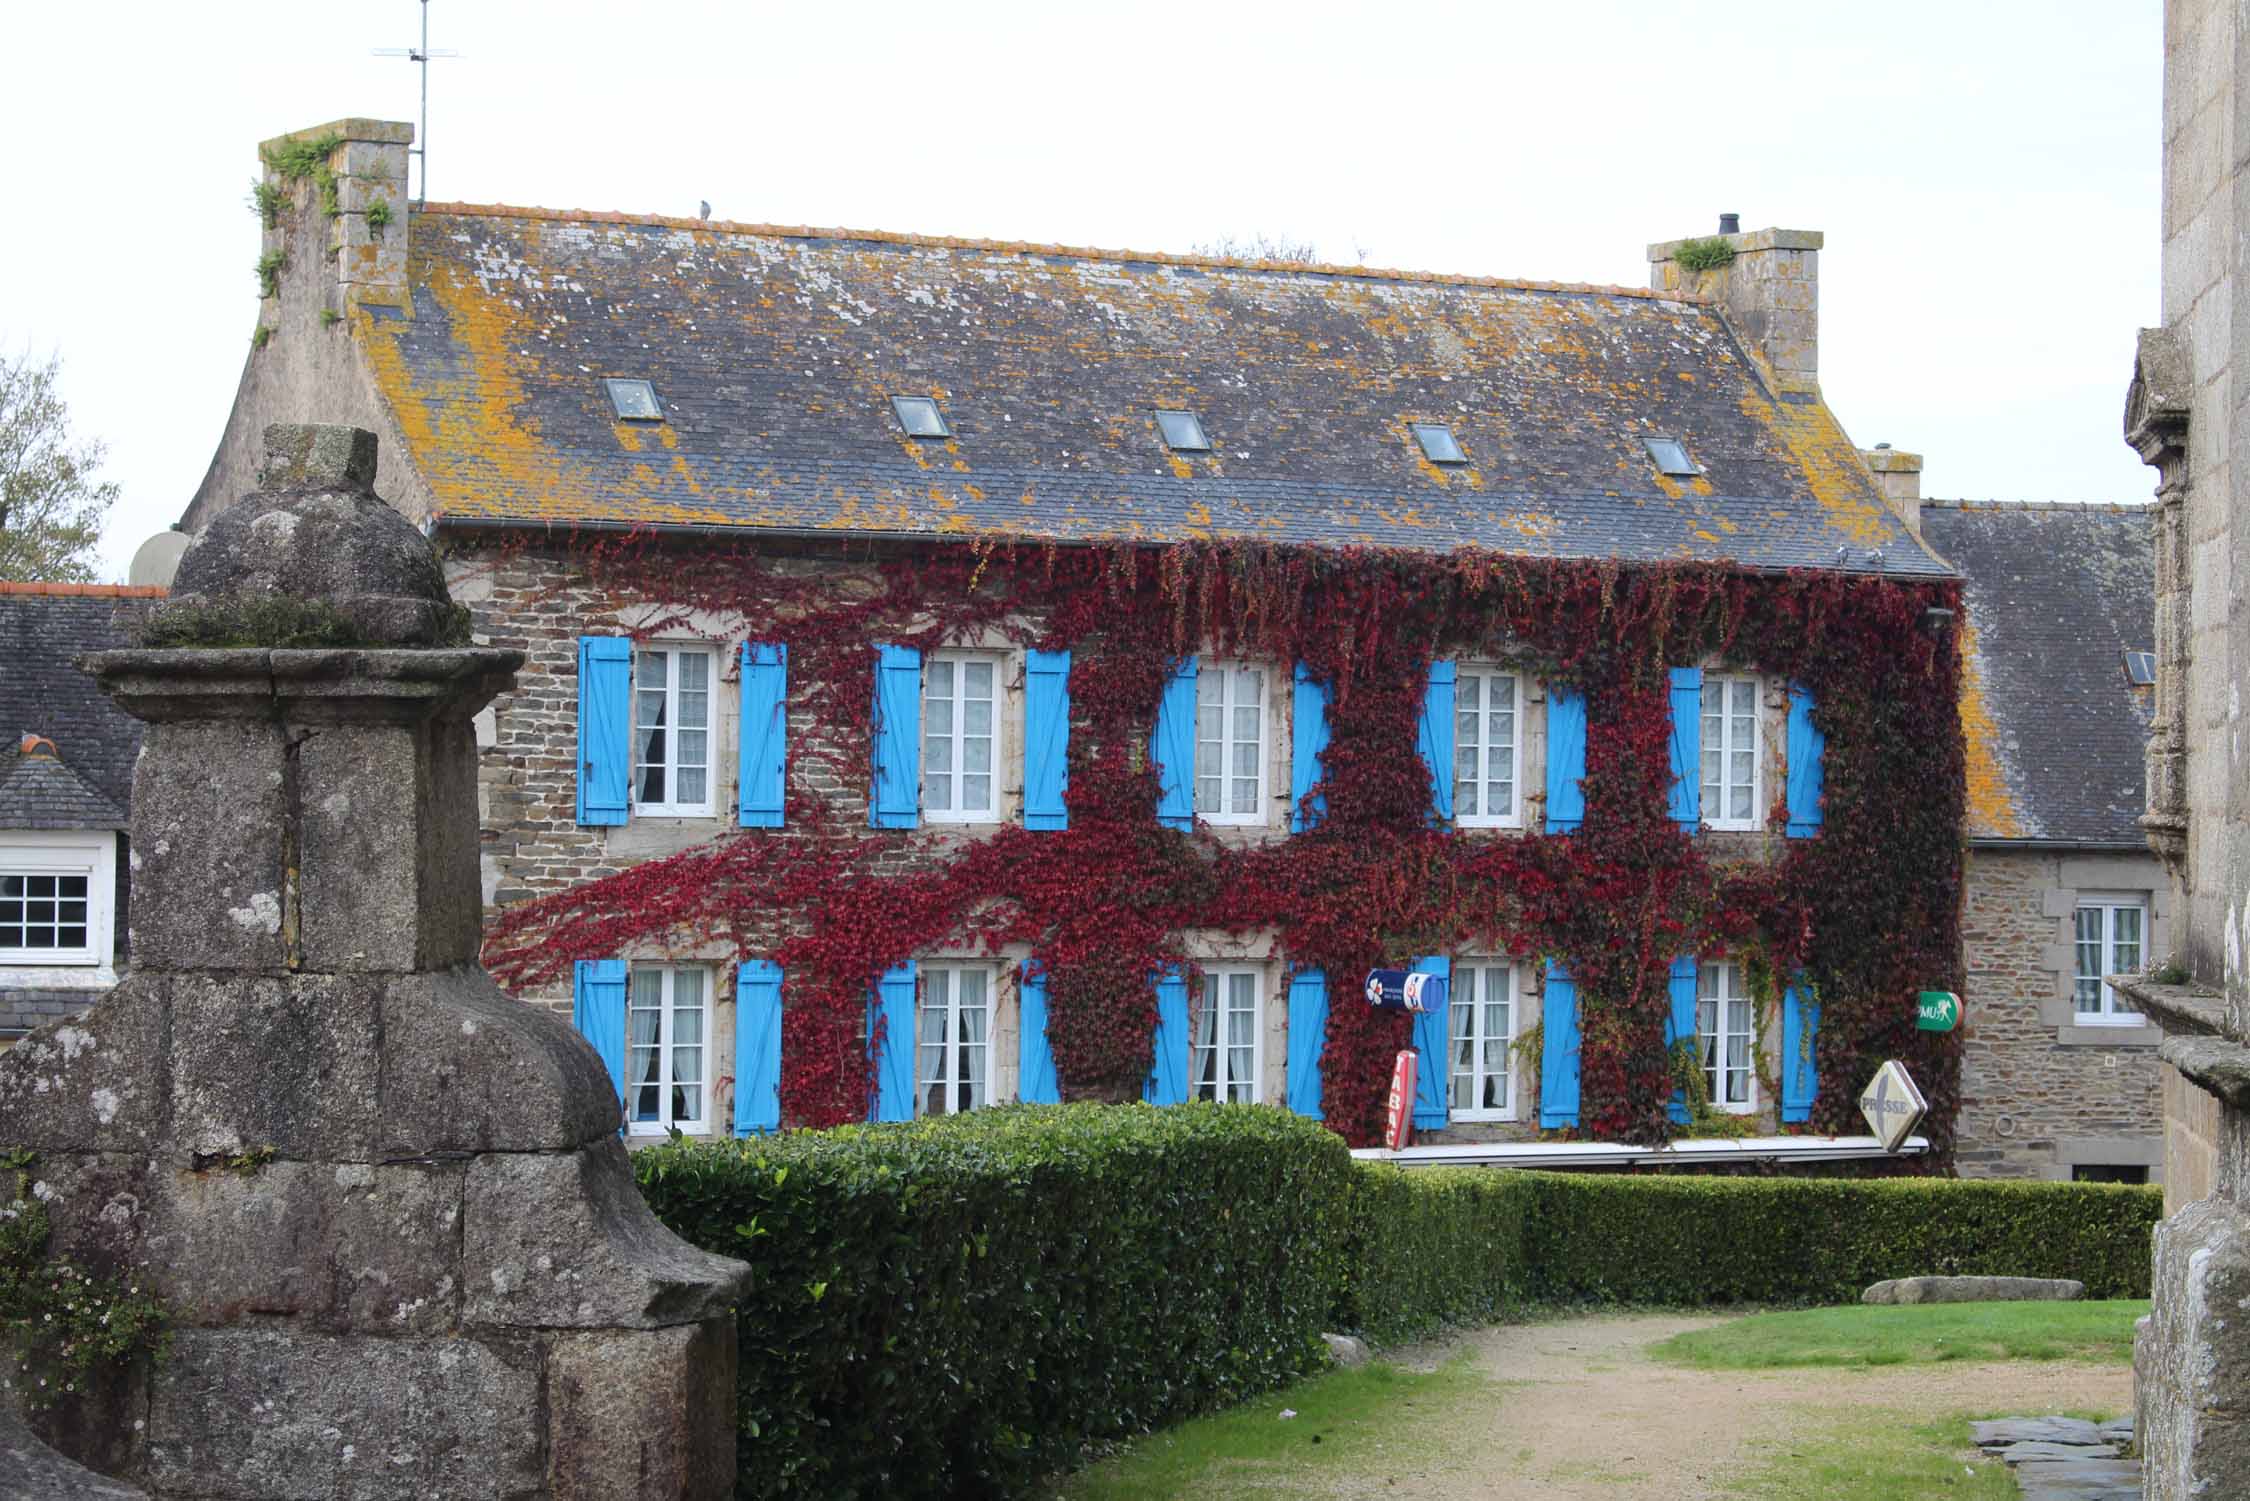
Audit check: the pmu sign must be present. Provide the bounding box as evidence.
[1916,991,1961,1032]
[1857,1060,1928,1153]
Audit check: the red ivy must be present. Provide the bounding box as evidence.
[479,535,1966,1157]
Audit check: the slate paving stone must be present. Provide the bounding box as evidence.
[1996,1441,2122,1463]
[1974,1417,2107,1448]
[2012,1458,2141,1499]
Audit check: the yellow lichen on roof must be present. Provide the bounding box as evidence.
[1956,611,2024,838]
[1738,388,1897,548]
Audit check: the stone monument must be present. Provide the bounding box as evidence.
[0,425,748,1498]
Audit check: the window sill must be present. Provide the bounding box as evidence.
[2056,1022,2159,1048]
[1449,1109,1519,1124]
[0,964,115,989]
[1454,819,1527,833]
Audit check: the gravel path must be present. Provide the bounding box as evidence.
[1320,1312,2137,1500]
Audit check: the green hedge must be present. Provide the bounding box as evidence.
[634,1102,1351,1501]
[1516,1172,2159,1305]
[1337,1165,1536,1344]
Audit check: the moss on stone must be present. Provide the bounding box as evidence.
[140,595,471,650]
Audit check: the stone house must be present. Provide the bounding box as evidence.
[0,583,161,1042]
[185,117,1965,1160]
[1923,500,2165,1182]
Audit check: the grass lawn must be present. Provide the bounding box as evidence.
[1720,1408,2058,1501]
[1048,1358,1489,1500]
[1650,1300,2149,1370]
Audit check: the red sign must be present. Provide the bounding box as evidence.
[1383,1049,1418,1150]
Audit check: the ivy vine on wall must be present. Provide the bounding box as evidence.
[479,534,1966,1157]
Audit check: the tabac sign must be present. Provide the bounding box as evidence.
[1857,1060,1928,1153]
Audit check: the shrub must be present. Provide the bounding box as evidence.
[1518,1172,2158,1305]
[1673,234,1738,272]
[1336,1165,1535,1344]
[635,1102,1351,1500]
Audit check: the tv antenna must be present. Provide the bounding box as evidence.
[373,0,458,203]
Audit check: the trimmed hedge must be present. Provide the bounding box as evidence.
[1337,1166,1536,1344]
[634,1103,1351,1500]
[1517,1172,2159,1305]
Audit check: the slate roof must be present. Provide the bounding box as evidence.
[354,204,1947,577]
[1920,502,2154,845]
[0,585,159,826]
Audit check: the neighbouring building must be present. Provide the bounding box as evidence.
[0,582,161,1042]
[1925,499,2165,1183]
[182,118,1970,1165]
[2116,1,2250,1495]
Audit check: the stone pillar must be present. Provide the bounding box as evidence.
[0,426,747,1499]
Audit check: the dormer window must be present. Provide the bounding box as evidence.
[2125,650,2157,686]
[605,379,662,421]
[1411,423,1467,465]
[1155,410,1210,452]
[891,396,951,438]
[1644,436,1700,476]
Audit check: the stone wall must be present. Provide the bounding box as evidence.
[1956,846,2165,1180]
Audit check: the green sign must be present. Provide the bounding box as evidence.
[1916,990,1960,1032]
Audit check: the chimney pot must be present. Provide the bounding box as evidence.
[1718,213,1741,235]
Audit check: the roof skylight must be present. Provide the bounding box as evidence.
[1643,436,1700,476]
[2125,650,2157,686]
[1155,410,1210,452]
[1411,423,1467,465]
[605,378,662,421]
[891,395,951,438]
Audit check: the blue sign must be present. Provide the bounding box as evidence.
[1365,968,1447,1014]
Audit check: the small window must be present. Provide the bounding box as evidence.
[1155,410,1210,452]
[1193,967,1262,1103]
[2072,1163,2149,1185]
[1644,436,1700,476]
[1700,674,1763,830]
[0,835,112,968]
[1453,668,1523,828]
[1697,960,1756,1113]
[2125,651,2157,686]
[1449,961,1517,1120]
[918,964,991,1115]
[2075,894,2147,1024]
[891,395,951,438]
[1411,423,1467,465]
[627,966,707,1133]
[922,653,1001,822]
[605,379,662,421]
[1194,662,1267,825]
[633,646,716,817]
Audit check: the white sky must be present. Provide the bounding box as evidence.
[3,1,2161,581]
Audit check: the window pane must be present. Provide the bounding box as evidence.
[2074,908,2105,1012]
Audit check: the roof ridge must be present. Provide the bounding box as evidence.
[413,201,1679,302]
[0,582,167,598]
[1921,498,2154,513]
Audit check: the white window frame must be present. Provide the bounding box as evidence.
[1453,667,1525,829]
[921,652,1005,824]
[1192,966,1264,1103]
[631,644,717,818]
[2074,893,2148,1025]
[1448,959,1518,1121]
[1194,661,1269,826]
[917,963,993,1116]
[0,832,115,984]
[625,964,709,1136]
[1700,673,1764,831]
[1697,960,1758,1114]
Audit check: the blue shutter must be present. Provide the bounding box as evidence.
[738,642,788,828]
[1786,682,1825,838]
[1668,667,1703,829]
[1290,662,1332,833]
[571,959,628,1121]
[734,960,782,1135]
[1024,649,1072,830]
[1018,961,1061,1104]
[1545,688,1587,834]
[575,636,632,826]
[1143,966,1189,1105]
[1540,962,1580,1129]
[869,962,917,1121]
[1285,967,1328,1119]
[1151,657,1198,831]
[1410,954,1451,1129]
[1782,983,1820,1123]
[1665,955,1699,1126]
[870,645,921,830]
[1419,660,1457,825]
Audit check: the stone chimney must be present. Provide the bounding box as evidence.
[255,119,412,323]
[1859,444,1925,536]
[0,426,745,1499]
[1649,218,1824,397]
